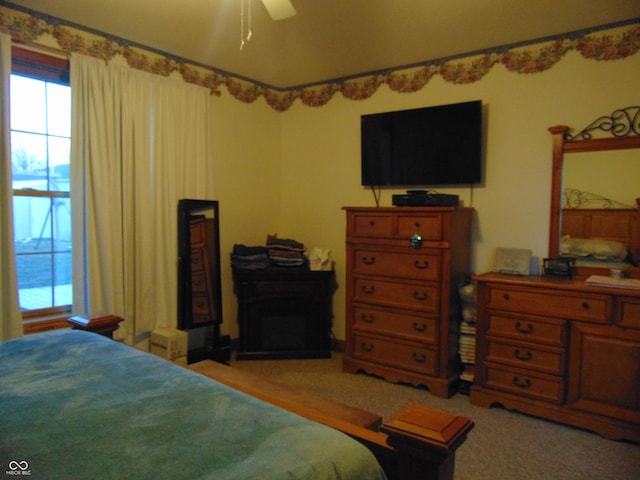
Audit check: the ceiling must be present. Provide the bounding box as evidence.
[5,0,640,88]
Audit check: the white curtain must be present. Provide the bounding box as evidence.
[0,33,23,340]
[70,54,215,344]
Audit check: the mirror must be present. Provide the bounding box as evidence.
[177,199,224,361]
[548,107,640,279]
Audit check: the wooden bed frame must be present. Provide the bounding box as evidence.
[561,207,640,278]
[188,360,474,480]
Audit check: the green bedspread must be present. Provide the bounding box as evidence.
[0,330,386,479]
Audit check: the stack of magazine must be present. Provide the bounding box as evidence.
[458,283,477,395]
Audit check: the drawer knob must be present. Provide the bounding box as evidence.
[361,314,374,323]
[414,260,429,270]
[412,352,426,363]
[369,220,375,226]
[503,293,510,300]
[410,233,423,249]
[512,376,532,389]
[413,291,428,301]
[514,349,532,361]
[582,302,590,309]
[362,256,376,265]
[412,322,427,332]
[515,321,533,334]
[361,342,374,352]
[361,285,375,294]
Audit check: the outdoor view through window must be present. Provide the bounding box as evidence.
[10,73,72,315]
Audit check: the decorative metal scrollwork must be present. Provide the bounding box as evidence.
[568,106,640,140]
[562,189,634,209]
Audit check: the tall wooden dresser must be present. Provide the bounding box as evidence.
[343,206,473,398]
[189,217,218,326]
[471,273,640,442]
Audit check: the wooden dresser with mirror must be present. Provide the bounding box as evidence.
[472,107,640,442]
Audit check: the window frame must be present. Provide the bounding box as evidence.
[11,46,73,329]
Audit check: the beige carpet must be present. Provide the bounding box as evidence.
[230,353,640,480]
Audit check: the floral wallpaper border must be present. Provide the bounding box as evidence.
[1,5,638,112]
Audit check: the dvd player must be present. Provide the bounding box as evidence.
[392,193,459,207]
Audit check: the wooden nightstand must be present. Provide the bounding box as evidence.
[68,313,124,339]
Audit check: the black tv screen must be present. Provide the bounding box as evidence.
[361,100,482,187]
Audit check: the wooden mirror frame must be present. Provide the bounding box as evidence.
[177,199,224,362]
[548,112,640,278]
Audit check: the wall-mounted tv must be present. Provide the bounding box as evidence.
[361,100,483,187]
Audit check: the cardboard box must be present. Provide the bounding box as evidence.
[150,328,188,363]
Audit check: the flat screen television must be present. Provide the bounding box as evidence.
[361,100,483,187]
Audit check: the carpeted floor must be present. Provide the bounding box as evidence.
[230,352,640,480]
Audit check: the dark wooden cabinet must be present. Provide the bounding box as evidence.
[342,206,473,398]
[233,268,334,360]
[472,273,640,442]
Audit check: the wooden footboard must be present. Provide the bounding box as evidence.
[188,360,474,480]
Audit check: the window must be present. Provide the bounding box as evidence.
[10,47,72,319]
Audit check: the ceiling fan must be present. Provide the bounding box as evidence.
[261,0,296,20]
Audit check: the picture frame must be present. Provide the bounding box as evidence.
[543,257,575,278]
[493,247,532,275]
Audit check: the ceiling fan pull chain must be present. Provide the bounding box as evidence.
[247,0,253,41]
[240,0,245,50]
[240,0,253,50]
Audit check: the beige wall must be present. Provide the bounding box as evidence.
[273,51,640,342]
[204,51,639,341]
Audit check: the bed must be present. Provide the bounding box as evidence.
[0,330,473,480]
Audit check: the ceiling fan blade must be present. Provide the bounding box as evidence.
[261,0,296,21]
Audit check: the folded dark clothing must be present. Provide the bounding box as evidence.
[232,244,268,256]
[232,261,270,270]
[270,258,307,267]
[266,236,304,250]
[268,248,304,257]
[232,253,269,262]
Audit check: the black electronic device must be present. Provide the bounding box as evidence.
[361,100,482,187]
[392,193,459,207]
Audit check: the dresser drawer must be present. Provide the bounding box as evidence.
[486,338,565,375]
[352,334,438,376]
[352,248,440,281]
[192,292,212,315]
[353,277,439,312]
[483,364,564,404]
[487,313,566,347]
[396,213,443,241]
[618,297,640,329]
[191,271,209,292]
[191,249,206,272]
[190,220,206,246]
[351,212,393,237]
[488,286,610,324]
[353,305,437,343]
